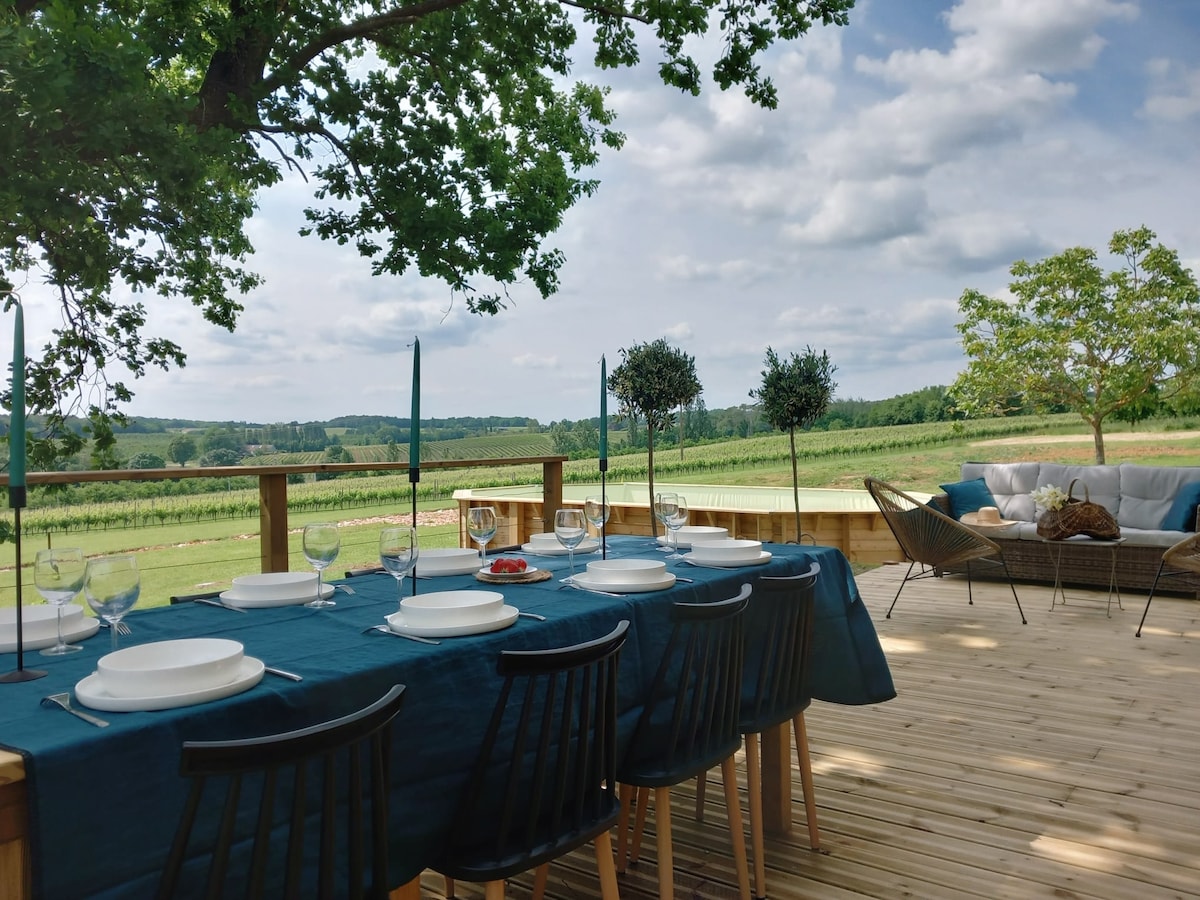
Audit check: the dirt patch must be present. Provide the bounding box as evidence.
[973,431,1200,446]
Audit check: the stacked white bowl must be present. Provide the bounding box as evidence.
[399,590,505,626]
[227,572,319,602]
[583,558,667,584]
[1,604,86,643]
[686,538,764,563]
[96,638,245,698]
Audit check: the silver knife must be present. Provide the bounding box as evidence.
[195,597,248,613]
[264,666,303,682]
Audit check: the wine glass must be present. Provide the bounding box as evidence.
[584,495,610,550]
[379,526,419,603]
[653,492,679,550]
[664,495,689,558]
[84,555,140,652]
[467,506,498,567]
[303,522,340,608]
[554,508,588,580]
[34,548,87,656]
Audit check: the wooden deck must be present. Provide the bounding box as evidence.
[416,564,1200,899]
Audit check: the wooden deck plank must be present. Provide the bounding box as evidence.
[412,567,1200,899]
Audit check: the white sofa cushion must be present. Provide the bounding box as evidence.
[961,462,1040,521]
[1035,464,1121,518]
[1118,463,1200,530]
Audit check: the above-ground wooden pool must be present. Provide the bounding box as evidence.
[454,482,913,564]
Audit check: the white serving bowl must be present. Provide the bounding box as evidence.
[667,526,729,546]
[529,532,564,547]
[1,604,85,642]
[229,571,319,601]
[687,539,763,563]
[400,590,504,626]
[418,548,484,575]
[584,558,667,584]
[98,638,245,698]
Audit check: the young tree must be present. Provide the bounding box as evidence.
[750,346,837,541]
[167,435,197,467]
[608,339,701,535]
[952,226,1200,463]
[1,1,855,466]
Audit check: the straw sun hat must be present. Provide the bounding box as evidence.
[959,506,1018,528]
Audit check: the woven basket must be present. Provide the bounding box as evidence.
[1035,479,1120,541]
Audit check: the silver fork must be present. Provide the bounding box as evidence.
[558,582,623,598]
[42,693,109,728]
[98,620,133,635]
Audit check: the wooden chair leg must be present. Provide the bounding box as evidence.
[721,756,752,900]
[617,782,635,874]
[631,786,650,864]
[594,831,621,900]
[695,769,708,820]
[531,863,549,900]
[389,876,422,899]
[484,879,506,900]
[794,712,820,850]
[745,732,766,899]
[655,786,674,900]
[444,875,455,897]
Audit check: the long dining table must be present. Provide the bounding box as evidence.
[0,536,894,899]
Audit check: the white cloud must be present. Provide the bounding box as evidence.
[1142,60,1200,121]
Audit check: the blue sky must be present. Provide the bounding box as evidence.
[17,0,1200,426]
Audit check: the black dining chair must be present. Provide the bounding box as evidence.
[740,564,822,898]
[432,620,630,900]
[168,591,223,604]
[155,684,406,900]
[616,586,753,900]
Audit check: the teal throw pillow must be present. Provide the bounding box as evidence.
[1161,481,1200,531]
[939,477,997,520]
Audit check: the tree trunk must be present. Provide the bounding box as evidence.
[790,427,802,541]
[1091,420,1106,465]
[647,427,658,538]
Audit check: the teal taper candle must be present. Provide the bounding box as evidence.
[9,302,25,491]
[599,355,607,462]
[409,337,420,478]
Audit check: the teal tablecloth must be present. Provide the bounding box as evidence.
[0,537,892,898]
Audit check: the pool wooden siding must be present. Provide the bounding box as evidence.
[455,491,906,564]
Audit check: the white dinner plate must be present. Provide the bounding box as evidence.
[0,615,99,654]
[520,539,600,557]
[417,548,486,576]
[656,527,729,549]
[385,605,519,638]
[219,584,335,608]
[683,551,773,568]
[75,657,265,712]
[567,573,677,593]
[478,565,539,580]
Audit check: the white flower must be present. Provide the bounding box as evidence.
[1031,484,1069,511]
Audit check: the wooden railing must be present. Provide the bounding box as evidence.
[0,457,567,572]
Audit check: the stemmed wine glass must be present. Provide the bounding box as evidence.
[584,495,610,551]
[554,508,588,581]
[379,526,419,603]
[664,495,689,558]
[303,523,340,609]
[467,507,497,568]
[34,547,87,656]
[653,492,679,550]
[84,555,140,652]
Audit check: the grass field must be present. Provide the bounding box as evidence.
[4,416,1199,610]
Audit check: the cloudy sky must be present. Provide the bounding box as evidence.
[18,0,1200,426]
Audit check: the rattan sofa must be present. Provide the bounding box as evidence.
[931,462,1200,595]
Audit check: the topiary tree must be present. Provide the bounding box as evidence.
[750,346,837,541]
[608,339,701,536]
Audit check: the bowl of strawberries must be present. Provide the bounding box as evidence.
[482,557,536,580]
